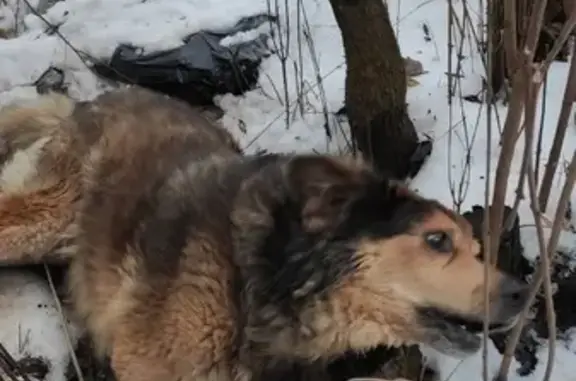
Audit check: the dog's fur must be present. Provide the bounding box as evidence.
[0,86,529,381]
[0,94,82,264]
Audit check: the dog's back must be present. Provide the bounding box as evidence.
[67,86,250,380]
[71,86,241,156]
[0,86,242,265]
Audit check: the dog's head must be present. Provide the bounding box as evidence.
[232,154,529,363]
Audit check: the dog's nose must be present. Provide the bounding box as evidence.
[500,277,530,309]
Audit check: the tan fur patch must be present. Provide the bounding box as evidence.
[0,136,51,194]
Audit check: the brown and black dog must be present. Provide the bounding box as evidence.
[0,86,529,381]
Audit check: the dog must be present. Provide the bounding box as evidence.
[0,86,530,381]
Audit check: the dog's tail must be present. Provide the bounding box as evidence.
[0,93,80,266]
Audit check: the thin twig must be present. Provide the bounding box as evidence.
[487,65,527,265]
[526,162,557,381]
[0,341,31,381]
[19,0,92,69]
[522,0,549,63]
[17,0,139,88]
[447,1,477,211]
[523,75,556,381]
[487,0,550,265]
[43,264,85,381]
[482,0,496,376]
[496,151,576,381]
[538,42,576,212]
[502,0,518,73]
[534,70,548,186]
[494,65,540,381]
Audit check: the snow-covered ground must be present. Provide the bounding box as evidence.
[0,268,81,381]
[0,0,575,380]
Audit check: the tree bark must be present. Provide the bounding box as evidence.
[328,0,421,180]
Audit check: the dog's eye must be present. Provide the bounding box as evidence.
[424,231,453,253]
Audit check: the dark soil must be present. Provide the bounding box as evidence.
[533,248,576,338]
[16,355,50,380]
[66,338,115,381]
[326,345,436,381]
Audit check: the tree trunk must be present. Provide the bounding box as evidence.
[328,0,421,180]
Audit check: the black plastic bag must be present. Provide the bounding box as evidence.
[34,66,66,94]
[94,13,275,105]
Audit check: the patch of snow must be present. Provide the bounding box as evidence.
[0,0,41,35]
[217,0,349,154]
[0,85,39,106]
[0,269,80,381]
[220,21,272,47]
[0,5,17,33]
[0,0,268,101]
[422,340,576,381]
[25,0,267,57]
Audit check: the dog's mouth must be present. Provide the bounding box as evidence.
[440,310,516,333]
[417,307,518,357]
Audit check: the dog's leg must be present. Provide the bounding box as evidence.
[109,324,183,381]
[111,347,176,381]
[111,338,236,381]
[108,303,237,381]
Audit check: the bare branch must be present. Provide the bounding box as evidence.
[538,43,576,212]
[487,62,528,265]
[502,0,518,73]
[523,0,549,63]
[496,150,576,381]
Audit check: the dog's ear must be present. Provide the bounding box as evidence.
[285,156,369,233]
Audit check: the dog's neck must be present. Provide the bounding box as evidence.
[238,280,420,365]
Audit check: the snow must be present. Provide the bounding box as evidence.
[0,0,575,380]
[0,269,81,381]
[0,0,268,100]
[421,336,576,381]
